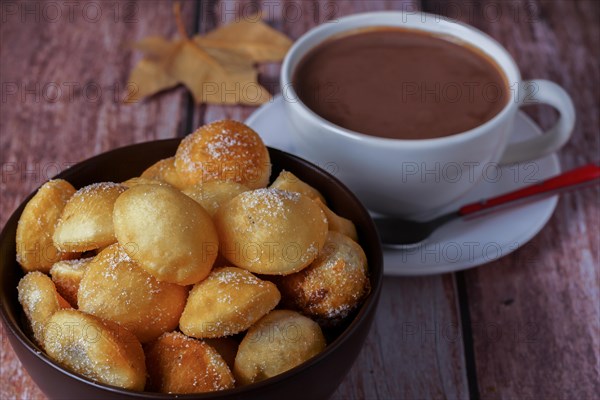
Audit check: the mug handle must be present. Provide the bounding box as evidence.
[499,79,575,165]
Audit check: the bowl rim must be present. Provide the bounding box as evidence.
[0,139,384,398]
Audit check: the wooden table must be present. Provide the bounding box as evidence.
[1,1,598,398]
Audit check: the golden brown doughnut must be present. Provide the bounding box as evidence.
[234,310,326,385]
[49,257,93,306]
[314,199,358,241]
[140,157,191,189]
[269,170,358,240]
[182,181,249,216]
[145,331,235,393]
[44,309,146,391]
[78,244,188,343]
[276,231,369,327]
[17,272,71,347]
[270,171,358,241]
[113,184,219,285]
[121,176,173,188]
[215,189,328,275]
[174,120,271,189]
[270,170,326,203]
[53,182,126,252]
[179,266,280,338]
[16,179,77,273]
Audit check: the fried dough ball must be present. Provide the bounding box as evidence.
[145,332,235,393]
[174,120,271,189]
[17,272,71,347]
[78,244,188,343]
[203,337,239,370]
[234,310,326,385]
[183,181,249,216]
[180,267,280,338]
[315,199,358,242]
[121,176,173,188]
[44,310,146,391]
[16,179,77,273]
[113,184,218,285]
[215,189,327,275]
[269,170,357,241]
[49,257,93,306]
[277,232,369,327]
[270,170,326,203]
[140,157,191,189]
[53,183,126,252]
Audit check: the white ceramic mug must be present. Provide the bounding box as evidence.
[280,12,575,218]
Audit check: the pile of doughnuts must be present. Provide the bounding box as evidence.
[15,120,370,393]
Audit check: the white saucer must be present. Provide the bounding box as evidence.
[246,95,560,276]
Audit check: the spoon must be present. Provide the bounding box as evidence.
[374,163,600,248]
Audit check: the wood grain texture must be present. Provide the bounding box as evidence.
[330,276,468,400]
[0,0,196,227]
[0,1,196,399]
[1,0,598,399]
[193,1,470,399]
[420,0,600,398]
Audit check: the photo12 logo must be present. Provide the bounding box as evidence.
[1,81,137,105]
[396,1,540,24]
[1,1,138,24]
[398,161,542,185]
[399,321,540,344]
[198,1,339,24]
[2,161,77,184]
[399,240,522,264]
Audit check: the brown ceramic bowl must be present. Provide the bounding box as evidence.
[0,139,383,400]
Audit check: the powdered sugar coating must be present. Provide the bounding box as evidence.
[270,170,326,203]
[78,244,188,343]
[17,272,70,348]
[73,182,123,197]
[215,188,328,275]
[180,266,280,338]
[238,188,301,225]
[174,120,271,189]
[145,331,235,393]
[277,231,370,327]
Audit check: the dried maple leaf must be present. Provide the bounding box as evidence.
[125,4,290,105]
[134,36,181,59]
[193,18,292,62]
[124,37,180,103]
[169,39,271,105]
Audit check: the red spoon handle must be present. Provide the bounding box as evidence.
[459,163,600,216]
